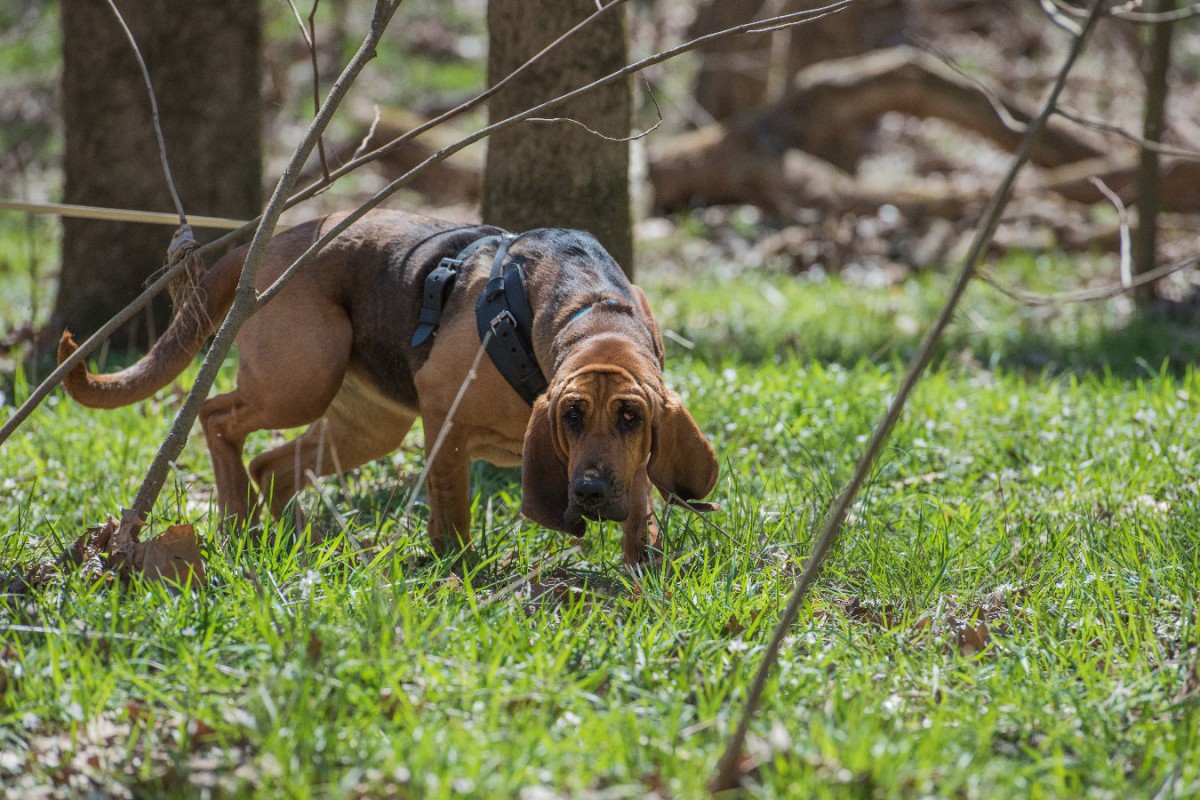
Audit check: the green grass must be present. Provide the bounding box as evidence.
[2,223,1199,797]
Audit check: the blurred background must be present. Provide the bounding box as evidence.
[2,0,1199,373]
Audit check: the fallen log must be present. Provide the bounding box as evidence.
[785,46,1105,169]
[649,126,988,218]
[648,44,1104,212]
[1043,155,1200,213]
[649,45,1106,208]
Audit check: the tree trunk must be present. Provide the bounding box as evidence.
[483,0,632,274]
[1132,0,1176,305]
[55,0,261,352]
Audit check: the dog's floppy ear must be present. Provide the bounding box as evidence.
[630,285,665,364]
[647,389,719,503]
[521,393,585,536]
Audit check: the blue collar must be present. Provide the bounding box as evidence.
[567,298,621,325]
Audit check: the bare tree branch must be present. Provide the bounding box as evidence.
[1088,176,1133,285]
[708,1,1107,792]
[101,0,187,225]
[526,78,665,142]
[1113,2,1200,22]
[977,255,1196,306]
[284,0,332,184]
[1055,105,1200,162]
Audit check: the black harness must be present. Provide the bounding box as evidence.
[410,232,549,406]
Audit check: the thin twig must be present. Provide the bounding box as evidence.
[284,0,332,184]
[303,468,373,566]
[0,200,245,229]
[1088,176,1133,286]
[1055,105,1200,162]
[351,105,383,162]
[1113,1,1200,21]
[1040,0,1085,34]
[977,255,1196,306]
[101,0,187,225]
[709,1,1107,792]
[402,333,493,525]
[745,5,847,34]
[913,38,1032,136]
[527,78,664,142]
[472,544,582,614]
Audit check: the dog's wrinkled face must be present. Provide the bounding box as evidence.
[553,366,654,525]
[521,351,719,539]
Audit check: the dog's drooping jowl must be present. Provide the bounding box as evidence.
[59,210,718,565]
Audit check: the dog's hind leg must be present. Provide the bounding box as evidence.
[200,391,269,522]
[249,401,416,517]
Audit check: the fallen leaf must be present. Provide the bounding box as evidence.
[954,619,991,656]
[135,524,205,587]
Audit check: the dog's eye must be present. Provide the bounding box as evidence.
[618,408,641,432]
[563,406,584,432]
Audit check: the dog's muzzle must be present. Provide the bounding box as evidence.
[566,472,629,524]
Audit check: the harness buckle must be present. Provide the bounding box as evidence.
[489,309,517,335]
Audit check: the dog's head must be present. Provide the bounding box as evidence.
[520,342,718,535]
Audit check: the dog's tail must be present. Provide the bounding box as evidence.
[57,245,244,409]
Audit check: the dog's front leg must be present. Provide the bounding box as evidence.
[421,417,474,564]
[620,467,660,567]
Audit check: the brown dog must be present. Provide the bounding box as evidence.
[58,209,718,565]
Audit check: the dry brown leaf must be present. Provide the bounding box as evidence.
[955,619,991,657]
[186,719,219,749]
[29,513,206,590]
[134,524,206,587]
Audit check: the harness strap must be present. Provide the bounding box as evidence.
[410,234,505,348]
[408,229,549,406]
[476,234,549,406]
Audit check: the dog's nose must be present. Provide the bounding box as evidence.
[571,475,611,505]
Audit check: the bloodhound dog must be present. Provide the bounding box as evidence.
[58,209,719,565]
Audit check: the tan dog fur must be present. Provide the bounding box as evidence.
[58,209,718,565]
